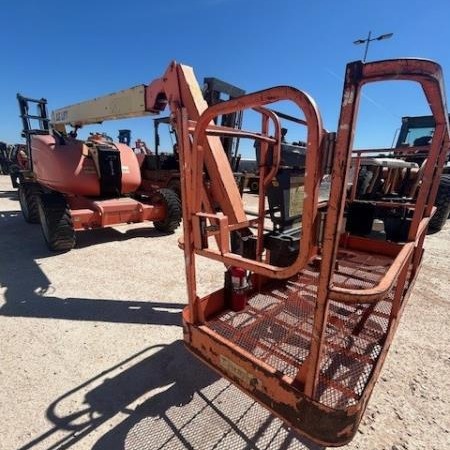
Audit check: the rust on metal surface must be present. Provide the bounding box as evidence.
[56,57,449,445]
[179,58,450,446]
[42,56,449,445]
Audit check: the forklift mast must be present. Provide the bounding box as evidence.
[17,94,51,170]
[203,77,245,168]
[118,129,131,145]
[153,116,172,157]
[152,77,245,164]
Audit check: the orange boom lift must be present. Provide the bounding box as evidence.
[44,58,448,445]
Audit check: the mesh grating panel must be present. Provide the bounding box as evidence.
[206,248,396,411]
[317,287,394,408]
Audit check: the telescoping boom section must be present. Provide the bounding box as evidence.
[51,59,449,446]
[51,62,246,227]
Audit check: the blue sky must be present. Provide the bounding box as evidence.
[1,0,449,155]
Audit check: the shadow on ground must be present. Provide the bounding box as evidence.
[75,225,171,249]
[0,189,18,200]
[1,201,324,450]
[0,211,181,325]
[18,341,323,450]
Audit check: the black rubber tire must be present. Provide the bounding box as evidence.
[152,188,182,233]
[167,179,182,199]
[18,182,42,224]
[356,167,373,197]
[37,193,75,252]
[428,174,450,232]
[9,165,22,188]
[249,179,259,193]
[0,163,8,175]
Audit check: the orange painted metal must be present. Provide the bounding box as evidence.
[40,58,448,445]
[146,62,248,225]
[29,131,171,236]
[191,86,324,281]
[177,59,450,446]
[68,197,166,230]
[30,135,141,196]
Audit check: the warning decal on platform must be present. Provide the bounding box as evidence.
[219,355,260,389]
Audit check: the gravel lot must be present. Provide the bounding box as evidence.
[0,175,448,450]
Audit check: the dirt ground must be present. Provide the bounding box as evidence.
[0,174,448,450]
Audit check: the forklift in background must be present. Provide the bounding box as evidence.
[394,115,450,231]
[349,114,450,234]
[138,77,245,198]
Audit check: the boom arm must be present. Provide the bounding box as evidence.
[50,61,247,225]
[51,85,155,127]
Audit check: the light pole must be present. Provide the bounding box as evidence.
[353,31,394,62]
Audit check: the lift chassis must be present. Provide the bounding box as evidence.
[50,58,449,446]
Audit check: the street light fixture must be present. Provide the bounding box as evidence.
[353,31,394,62]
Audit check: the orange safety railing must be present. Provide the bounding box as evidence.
[181,59,450,446]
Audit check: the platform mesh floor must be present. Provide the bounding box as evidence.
[207,248,395,410]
